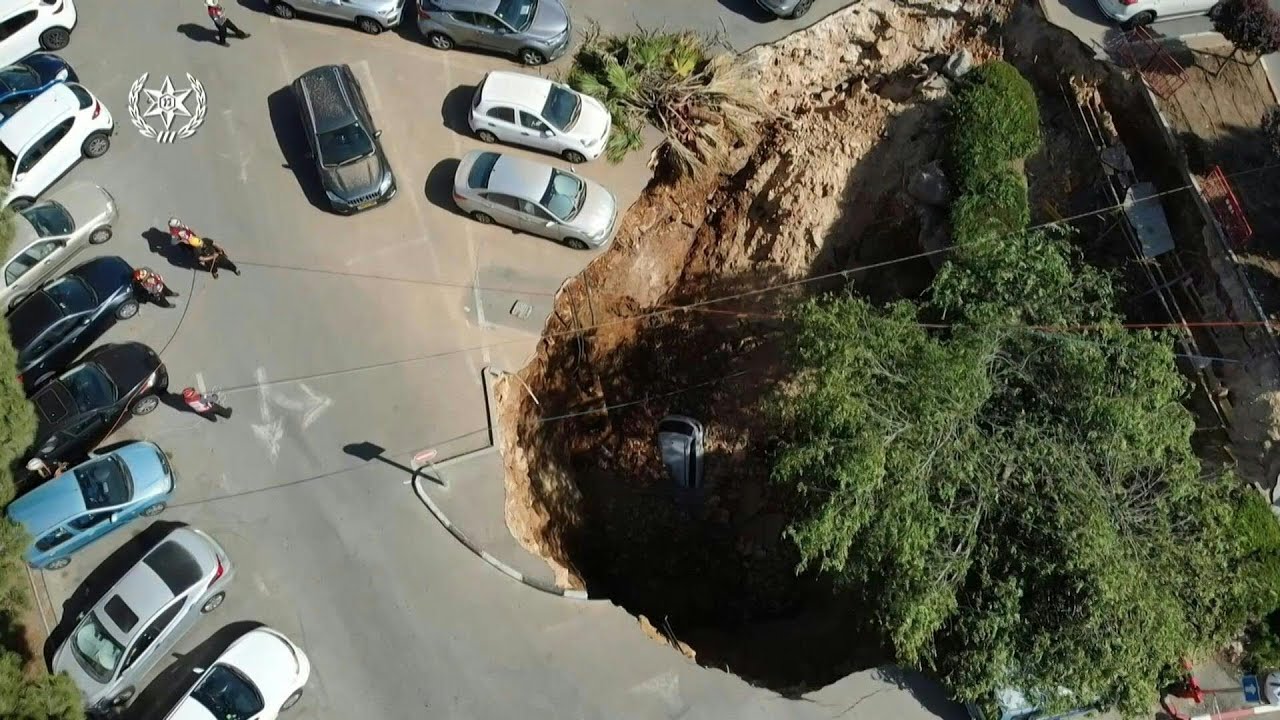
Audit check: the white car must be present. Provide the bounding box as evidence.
[469,70,612,164]
[1095,0,1218,29]
[1,181,115,310]
[0,80,111,208]
[0,0,77,67]
[162,627,311,720]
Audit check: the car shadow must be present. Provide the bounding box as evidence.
[121,620,265,720]
[141,229,200,272]
[44,520,187,669]
[424,158,463,215]
[441,84,475,137]
[175,23,221,44]
[267,87,332,213]
[716,0,778,22]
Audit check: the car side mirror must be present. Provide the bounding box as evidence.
[541,130,553,137]
[374,129,383,138]
[544,221,555,228]
[193,666,206,674]
[109,513,119,523]
[13,173,24,183]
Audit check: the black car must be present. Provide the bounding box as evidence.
[8,256,138,390]
[28,342,167,468]
[292,64,396,214]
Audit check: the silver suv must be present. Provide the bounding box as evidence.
[416,0,571,66]
[52,527,235,713]
[268,0,406,34]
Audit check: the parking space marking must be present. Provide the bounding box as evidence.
[221,110,252,183]
[196,372,207,393]
[351,60,382,112]
[276,43,295,80]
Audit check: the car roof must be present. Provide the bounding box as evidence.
[5,470,84,536]
[101,530,213,638]
[437,0,502,13]
[87,342,155,386]
[0,84,77,152]
[480,71,553,108]
[8,290,62,348]
[487,152,555,200]
[294,65,357,134]
[32,376,79,425]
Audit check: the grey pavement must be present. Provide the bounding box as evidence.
[17,0,972,719]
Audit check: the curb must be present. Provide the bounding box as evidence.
[411,366,596,601]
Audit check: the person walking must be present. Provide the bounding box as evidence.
[206,0,249,46]
[197,237,241,279]
[182,387,233,421]
[133,268,179,308]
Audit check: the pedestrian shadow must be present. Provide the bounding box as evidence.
[121,620,265,720]
[424,158,463,215]
[44,521,187,669]
[142,229,199,271]
[176,23,221,44]
[267,87,332,213]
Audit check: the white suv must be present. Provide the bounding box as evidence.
[0,81,111,208]
[469,71,612,164]
[0,0,76,67]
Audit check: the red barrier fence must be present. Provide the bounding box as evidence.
[1200,165,1254,247]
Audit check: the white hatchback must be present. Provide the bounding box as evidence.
[469,70,612,164]
[161,627,311,720]
[1095,0,1218,28]
[0,0,76,67]
[0,80,111,208]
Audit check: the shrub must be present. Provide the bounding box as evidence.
[1214,0,1280,58]
[566,24,768,177]
[945,61,1041,191]
[949,166,1030,245]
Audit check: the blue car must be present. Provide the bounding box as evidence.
[0,53,74,124]
[7,440,174,571]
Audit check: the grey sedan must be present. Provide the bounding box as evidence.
[0,181,115,311]
[417,0,571,66]
[452,149,617,250]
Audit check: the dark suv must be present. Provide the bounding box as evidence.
[291,64,396,214]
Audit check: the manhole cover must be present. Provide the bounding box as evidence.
[510,300,534,319]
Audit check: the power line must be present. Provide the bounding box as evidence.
[235,259,558,297]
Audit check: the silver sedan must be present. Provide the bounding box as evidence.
[452,149,617,250]
[0,181,115,311]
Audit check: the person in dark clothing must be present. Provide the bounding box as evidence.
[206,0,249,45]
[196,238,241,279]
[182,387,233,421]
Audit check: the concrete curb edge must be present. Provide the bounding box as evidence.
[411,365,597,601]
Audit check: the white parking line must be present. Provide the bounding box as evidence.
[196,372,207,393]
[276,44,295,79]
[351,59,382,111]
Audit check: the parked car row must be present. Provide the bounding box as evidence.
[0,27,314,718]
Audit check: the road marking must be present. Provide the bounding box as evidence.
[276,43,295,79]
[342,235,431,267]
[269,381,332,429]
[351,60,382,111]
[196,372,207,393]
[251,367,284,462]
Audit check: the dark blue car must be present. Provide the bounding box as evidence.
[7,255,138,390]
[0,53,74,124]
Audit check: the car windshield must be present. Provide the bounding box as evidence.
[540,170,585,221]
[77,455,131,509]
[0,65,39,92]
[494,0,537,30]
[42,275,94,313]
[62,363,117,413]
[541,85,581,132]
[20,201,74,237]
[72,613,123,683]
[190,665,265,720]
[317,122,374,167]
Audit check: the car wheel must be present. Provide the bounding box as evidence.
[132,394,160,416]
[142,502,167,517]
[470,211,494,225]
[115,299,140,320]
[112,687,135,706]
[563,238,589,250]
[9,197,32,211]
[82,132,110,159]
[45,557,70,571]
[282,688,304,711]
[476,129,498,143]
[1122,10,1156,28]
[789,0,815,17]
[562,149,587,164]
[518,48,546,66]
[39,27,70,50]
[427,32,454,51]
[356,16,382,34]
[89,226,112,244]
[201,592,226,614]
[272,1,297,18]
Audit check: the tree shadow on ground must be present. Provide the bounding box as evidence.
[44,521,186,668]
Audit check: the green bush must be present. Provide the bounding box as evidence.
[945,61,1041,192]
[950,166,1030,245]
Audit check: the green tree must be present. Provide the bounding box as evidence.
[1213,0,1280,64]
[0,651,83,720]
[945,60,1041,191]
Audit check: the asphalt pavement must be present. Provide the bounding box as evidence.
[20,0,969,718]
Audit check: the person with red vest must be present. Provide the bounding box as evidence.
[206,0,248,46]
[182,387,233,421]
